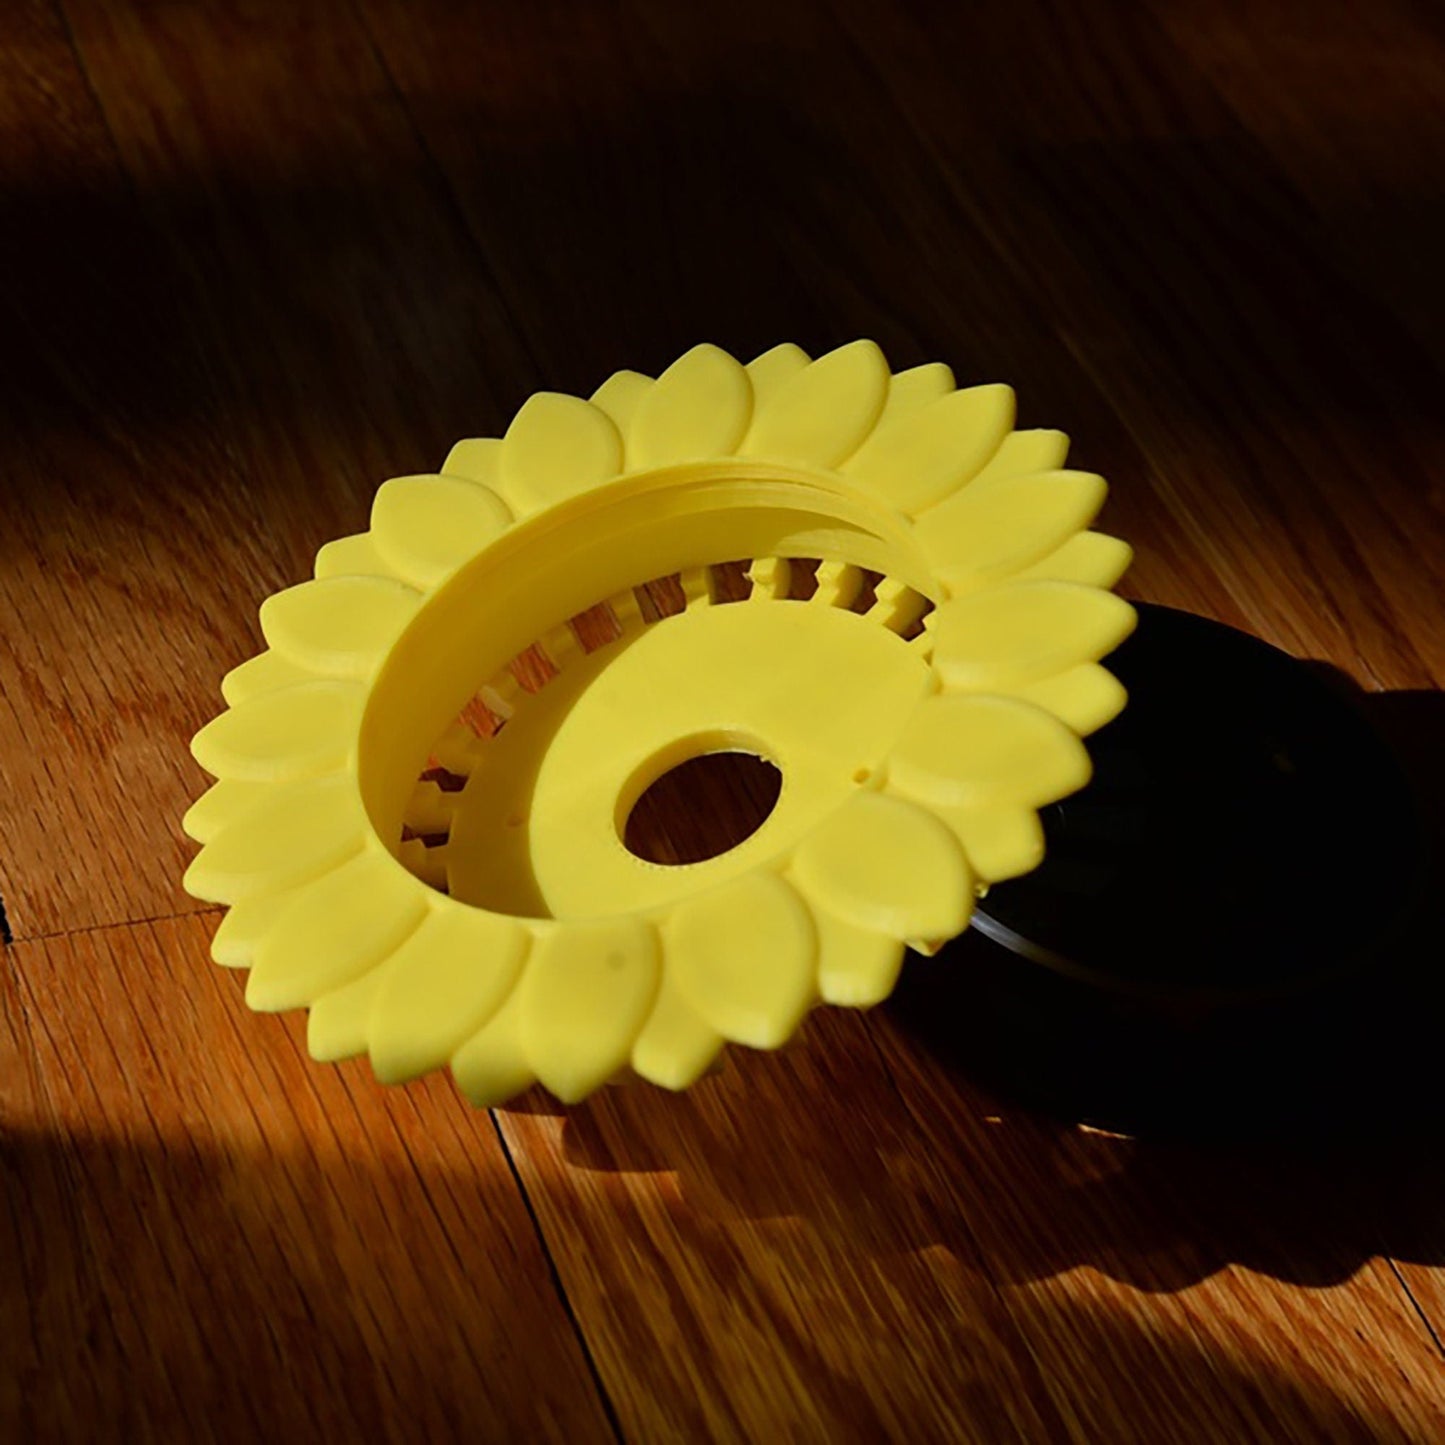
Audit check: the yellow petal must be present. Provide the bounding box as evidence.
[518,918,660,1103]
[260,575,422,681]
[221,650,314,706]
[932,581,1136,691]
[314,531,395,581]
[890,695,1091,810]
[813,911,907,1007]
[881,362,954,422]
[792,792,972,943]
[182,774,365,903]
[367,903,529,1085]
[667,873,816,1048]
[499,392,623,515]
[371,474,513,589]
[210,884,303,967]
[1015,662,1128,736]
[450,987,535,1107]
[915,470,1107,595]
[845,384,1015,513]
[308,966,389,1061]
[628,344,752,469]
[931,804,1045,883]
[191,680,364,783]
[441,437,502,485]
[246,848,428,1012]
[1013,531,1133,588]
[967,429,1070,488]
[629,979,723,1090]
[742,339,889,470]
[745,343,809,409]
[182,777,271,843]
[590,369,654,441]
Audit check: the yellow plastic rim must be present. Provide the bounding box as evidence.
[182,341,1136,1105]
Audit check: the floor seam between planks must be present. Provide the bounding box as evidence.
[2,906,222,949]
[1390,1260,1445,1362]
[487,1110,627,1443]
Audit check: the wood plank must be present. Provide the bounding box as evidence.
[865,997,1445,1444]
[1147,0,1445,370]
[0,0,271,941]
[1394,1264,1445,1366]
[496,1011,1073,1443]
[352,0,1207,635]
[493,992,1445,1443]
[350,0,837,388]
[829,0,1445,686]
[0,0,536,937]
[1,913,611,1442]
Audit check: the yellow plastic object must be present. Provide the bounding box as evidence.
[182,341,1135,1105]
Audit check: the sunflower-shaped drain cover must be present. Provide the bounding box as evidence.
[182,341,1135,1104]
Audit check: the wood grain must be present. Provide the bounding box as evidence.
[826,0,1445,685]
[0,0,537,937]
[2,0,1443,1439]
[1148,0,1445,371]
[2,913,611,1442]
[869,1003,1445,1443]
[498,1013,1073,1444]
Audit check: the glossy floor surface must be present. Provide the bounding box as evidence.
[2,1,1443,1439]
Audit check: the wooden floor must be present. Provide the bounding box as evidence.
[3,0,1444,1439]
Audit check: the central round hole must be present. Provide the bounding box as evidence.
[623,752,782,866]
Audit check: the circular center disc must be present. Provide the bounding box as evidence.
[447,600,930,919]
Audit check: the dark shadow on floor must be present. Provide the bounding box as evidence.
[4,1124,1436,1443]
[0,1127,607,1441]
